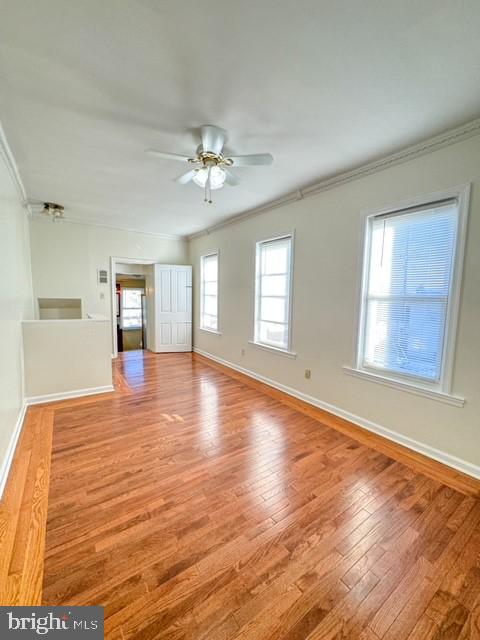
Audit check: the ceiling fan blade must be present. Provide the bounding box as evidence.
[228,153,273,166]
[200,125,227,155]
[174,169,197,184]
[224,169,241,186]
[146,149,192,162]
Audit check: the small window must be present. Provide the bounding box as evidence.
[254,235,293,351]
[121,288,143,329]
[200,253,219,331]
[356,192,467,393]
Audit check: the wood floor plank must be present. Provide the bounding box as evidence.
[41,352,480,639]
[193,353,480,498]
[2,349,480,639]
[0,406,53,605]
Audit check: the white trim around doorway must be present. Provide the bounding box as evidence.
[110,257,156,358]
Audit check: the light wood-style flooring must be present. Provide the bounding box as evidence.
[2,350,480,639]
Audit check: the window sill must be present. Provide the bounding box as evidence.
[343,366,465,407]
[248,340,297,359]
[199,328,222,336]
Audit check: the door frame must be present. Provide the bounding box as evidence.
[110,257,156,358]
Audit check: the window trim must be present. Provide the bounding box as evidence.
[348,184,470,402]
[252,232,295,354]
[199,327,222,336]
[248,339,297,359]
[200,250,220,333]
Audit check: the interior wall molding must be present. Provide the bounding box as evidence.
[188,117,480,240]
[0,402,28,499]
[30,215,185,241]
[0,121,32,216]
[26,385,114,406]
[194,347,480,482]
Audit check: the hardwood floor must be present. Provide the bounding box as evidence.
[193,354,480,499]
[7,350,480,638]
[0,406,53,605]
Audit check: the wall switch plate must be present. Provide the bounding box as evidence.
[304,369,311,379]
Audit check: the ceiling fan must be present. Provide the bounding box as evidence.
[146,125,273,203]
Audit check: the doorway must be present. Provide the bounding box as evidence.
[116,274,146,352]
[110,258,156,358]
[110,257,192,358]
[115,260,153,353]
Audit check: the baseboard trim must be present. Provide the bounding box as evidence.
[26,385,115,406]
[0,402,28,500]
[194,348,480,483]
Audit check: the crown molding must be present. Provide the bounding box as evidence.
[188,117,480,240]
[30,214,186,241]
[0,121,32,216]
[4,113,480,240]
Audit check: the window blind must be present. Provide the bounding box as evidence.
[361,201,458,382]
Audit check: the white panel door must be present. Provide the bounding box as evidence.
[153,265,192,352]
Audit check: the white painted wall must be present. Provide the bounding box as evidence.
[23,320,112,399]
[189,135,480,471]
[116,263,149,276]
[0,141,33,489]
[29,220,188,321]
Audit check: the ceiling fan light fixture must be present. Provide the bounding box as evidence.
[192,165,226,190]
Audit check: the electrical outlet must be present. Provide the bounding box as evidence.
[100,292,105,300]
[304,369,311,379]
[241,348,245,356]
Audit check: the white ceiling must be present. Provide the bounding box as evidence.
[1,1,480,237]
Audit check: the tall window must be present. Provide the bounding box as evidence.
[200,252,219,331]
[121,288,143,329]
[357,197,463,389]
[254,235,293,351]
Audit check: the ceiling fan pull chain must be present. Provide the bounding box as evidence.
[207,166,213,204]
